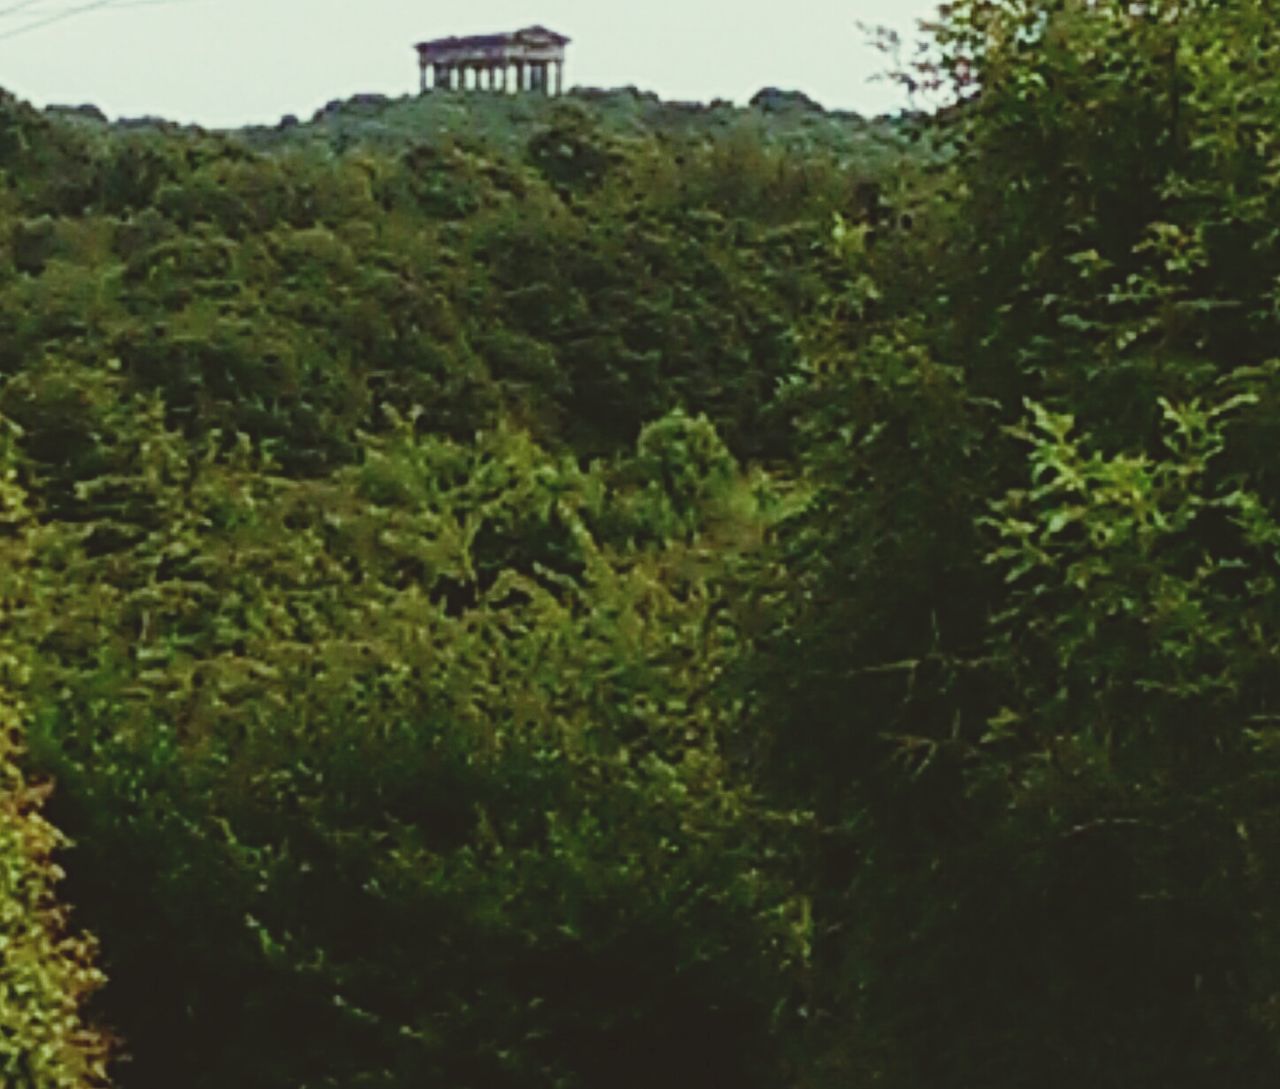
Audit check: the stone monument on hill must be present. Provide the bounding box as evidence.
[414,25,570,96]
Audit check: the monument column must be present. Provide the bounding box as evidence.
[554,60,564,96]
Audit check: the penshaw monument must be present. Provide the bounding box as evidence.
[415,25,571,96]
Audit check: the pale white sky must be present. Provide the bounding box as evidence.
[0,0,939,128]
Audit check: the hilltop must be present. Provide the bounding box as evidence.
[0,81,931,468]
[42,83,927,162]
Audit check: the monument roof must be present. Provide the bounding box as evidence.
[414,25,570,54]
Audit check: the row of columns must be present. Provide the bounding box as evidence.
[420,60,564,96]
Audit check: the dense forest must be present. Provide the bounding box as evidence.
[5,1,1280,1086]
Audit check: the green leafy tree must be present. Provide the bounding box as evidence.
[738,3,1280,1084]
[24,407,803,1089]
[0,432,111,1089]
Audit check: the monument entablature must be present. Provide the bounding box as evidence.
[415,25,570,95]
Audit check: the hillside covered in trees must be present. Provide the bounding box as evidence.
[6,2,1280,1086]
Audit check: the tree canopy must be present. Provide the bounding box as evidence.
[5,4,1280,1086]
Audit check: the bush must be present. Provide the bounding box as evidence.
[0,436,111,1089]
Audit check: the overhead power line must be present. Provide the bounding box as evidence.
[0,0,201,40]
[0,0,52,18]
[0,0,193,10]
[0,0,121,39]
